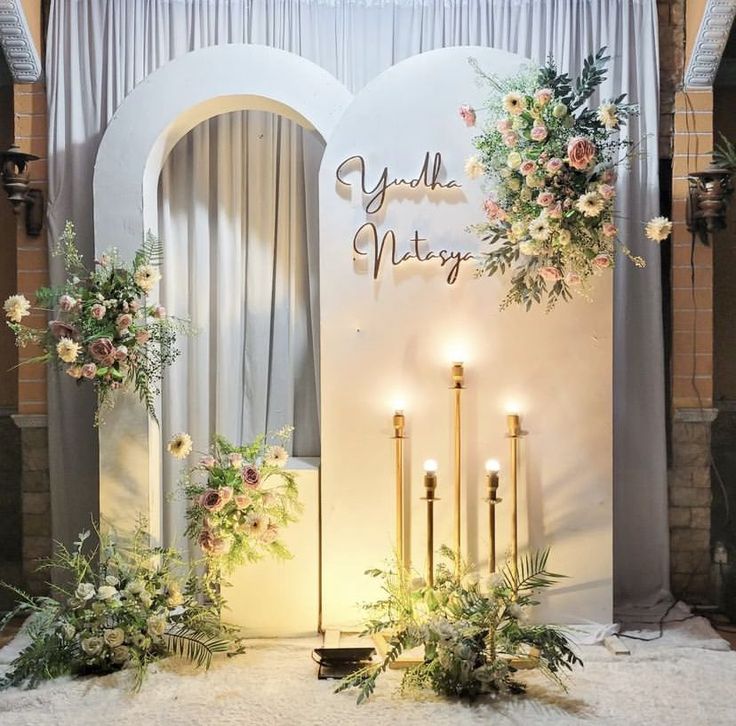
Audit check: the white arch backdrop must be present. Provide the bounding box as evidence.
[93,44,351,541]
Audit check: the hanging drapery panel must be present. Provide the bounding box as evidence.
[46,0,666,606]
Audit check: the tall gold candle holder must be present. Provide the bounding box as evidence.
[451,363,464,574]
[393,410,406,571]
[421,460,439,587]
[484,460,502,573]
[506,413,526,580]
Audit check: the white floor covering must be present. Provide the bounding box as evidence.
[0,610,734,725]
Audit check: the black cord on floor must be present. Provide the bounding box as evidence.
[617,601,700,642]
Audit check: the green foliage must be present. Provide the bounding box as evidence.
[714,133,736,174]
[337,548,582,704]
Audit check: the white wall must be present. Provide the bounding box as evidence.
[318,47,613,627]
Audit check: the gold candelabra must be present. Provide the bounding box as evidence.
[393,410,406,570]
[506,413,526,579]
[421,461,439,587]
[451,363,464,574]
[484,460,502,573]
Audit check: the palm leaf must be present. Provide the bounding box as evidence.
[503,548,565,594]
[164,626,231,670]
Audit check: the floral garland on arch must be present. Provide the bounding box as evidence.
[461,48,672,310]
[3,221,189,423]
[168,428,301,595]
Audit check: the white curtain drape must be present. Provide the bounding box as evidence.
[46,0,668,607]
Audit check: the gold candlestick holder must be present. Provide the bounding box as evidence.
[451,363,464,574]
[506,414,527,581]
[393,410,406,571]
[420,463,439,587]
[484,462,502,574]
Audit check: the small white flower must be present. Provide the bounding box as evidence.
[3,294,31,323]
[56,337,80,364]
[264,445,288,468]
[464,156,485,180]
[133,265,161,293]
[597,102,619,129]
[576,192,605,218]
[75,582,96,601]
[645,216,673,242]
[167,432,193,459]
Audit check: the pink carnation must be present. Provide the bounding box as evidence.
[458,104,476,127]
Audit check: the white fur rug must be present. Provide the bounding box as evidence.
[0,612,734,725]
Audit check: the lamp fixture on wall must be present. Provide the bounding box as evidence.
[0,145,44,236]
[687,163,733,245]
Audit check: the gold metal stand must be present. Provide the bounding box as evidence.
[393,410,406,570]
[451,363,464,574]
[484,462,501,573]
[421,465,439,587]
[506,414,526,580]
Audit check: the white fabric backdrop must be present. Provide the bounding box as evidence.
[46,0,668,606]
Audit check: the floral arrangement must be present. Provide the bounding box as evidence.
[0,523,241,691]
[337,548,581,703]
[3,221,188,423]
[461,48,672,310]
[168,428,301,587]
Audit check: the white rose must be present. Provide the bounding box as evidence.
[97,585,118,600]
[103,627,125,648]
[75,582,96,601]
[146,615,167,637]
[81,636,104,656]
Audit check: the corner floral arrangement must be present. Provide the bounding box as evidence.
[168,428,301,591]
[0,523,241,692]
[461,48,672,310]
[3,221,188,423]
[337,548,581,704]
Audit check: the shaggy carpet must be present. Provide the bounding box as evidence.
[0,610,734,725]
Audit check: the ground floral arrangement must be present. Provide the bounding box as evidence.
[338,548,581,704]
[167,428,301,600]
[461,48,672,310]
[3,221,188,423]
[0,523,242,691]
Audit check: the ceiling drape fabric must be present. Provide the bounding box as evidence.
[46,0,667,607]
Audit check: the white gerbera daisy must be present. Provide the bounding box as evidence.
[597,103,619,129]
[502,92,526,116]
[167,432,193,459]
[56,337,80,364]
[265,445,288,468]
[3,294,31,323]
[528,217,551,241]
[464,156,485,179]
[645,216,673,242]
[133,264,162,293]
[576,192,605,218]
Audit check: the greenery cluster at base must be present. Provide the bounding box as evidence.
[0,522,243,692]
[336,547,582,703]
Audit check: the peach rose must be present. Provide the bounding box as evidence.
[88,338,115,366]
[66,365,84,379]
[58,295,76,312]
[537,192,555,207]
[90,303,106,320]
[81,363,97,379]
[530,125,548,142]
[135,329,151,345]
[116,313,133,331]
[234,493,252,510]
[545,157,563,174]
[503,132,519,147]
[519,160,536,176]
[593,254,611,269]
[458,104,476,127]
[220,486,234,504]
[567,136,596,170]
[539,266,563,282]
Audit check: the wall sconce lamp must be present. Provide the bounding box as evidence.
[687,163,733,245]
[0,145,44,236]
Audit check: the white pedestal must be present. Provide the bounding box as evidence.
[222,458,320,636]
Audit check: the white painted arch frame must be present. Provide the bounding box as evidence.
[93,44,351,540]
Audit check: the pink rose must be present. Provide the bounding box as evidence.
[593,254,612,269]
[598,183,616,200]
[49,320,78,340]
[600,168,617,184]
[59,295,76,312]
[81,362,97,379]
[534,88,554,106]
[545,158,563,174]
[566,272,582,286]
[200,455,216,469]
[88,338,115,366]
[602,222,618,238]
[483,199,505,220]
[114,345,128,362]
[135,329,151,345]
[129,300,140,313]
[116,313,133,331]
[537,192,555,207]
[153,305,166,319]
[496,119,512,133]
[547,203,563,219]
[199,488,225,512]
[262,524,279,544]
[66,365,83,379]
[220,486,234,504]
[90,303,107,320]
[567,136,597,170]
[539,266,563,282]
[520,160,536,176]
[242,466,261,489]
[530,125,548,142]
[458,104,476,127]
[503,132,519,147]
[234,493,252,510]
[198,529,216,553]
